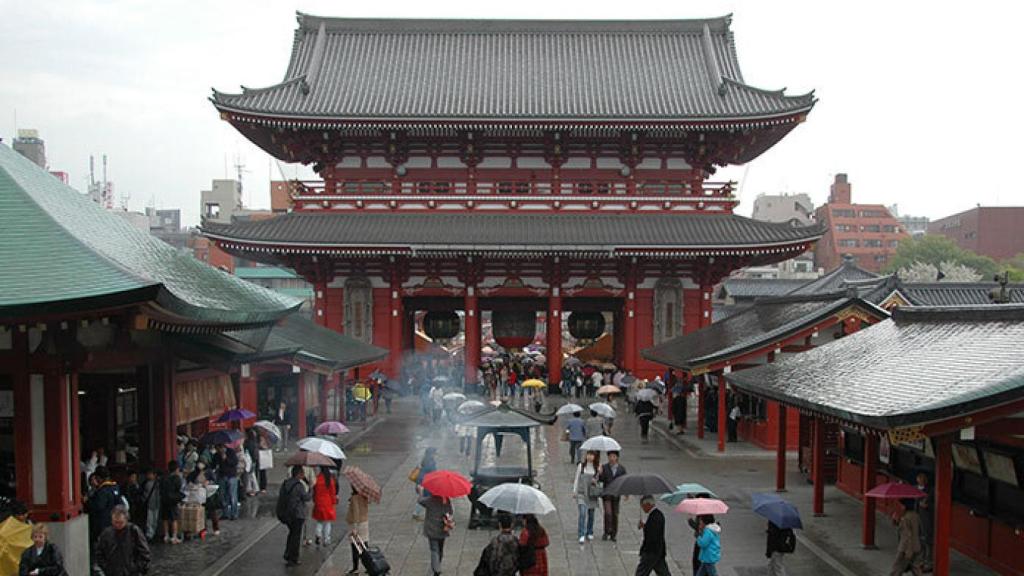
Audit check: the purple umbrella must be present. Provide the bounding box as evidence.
[199,429,243,446]
[216,408,256,423]
[315,421,351,435]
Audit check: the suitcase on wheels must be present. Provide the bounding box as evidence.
[180,503,205,535]
[351,534,390,575]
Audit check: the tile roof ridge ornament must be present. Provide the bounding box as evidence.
[702,23,727,96]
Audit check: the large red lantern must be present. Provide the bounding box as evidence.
[423,311,460,340]
[568,311,606,341]
[492,310,536,350]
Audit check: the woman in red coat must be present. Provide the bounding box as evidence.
[519,514,549,576]
[312,467,338,546]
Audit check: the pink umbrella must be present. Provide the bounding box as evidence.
[315,421,350,435]
[865,482,927,499]
[675,498,730,516]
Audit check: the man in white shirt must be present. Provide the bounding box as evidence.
[728,403,742,443]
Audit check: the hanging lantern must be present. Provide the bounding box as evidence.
[422,311,460,341]
[492,310,536,350]
[568,311,606,341]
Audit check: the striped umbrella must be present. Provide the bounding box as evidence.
[343,466,382,503]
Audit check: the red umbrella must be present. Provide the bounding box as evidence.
[421,470,472,498]
[865,482,927,499]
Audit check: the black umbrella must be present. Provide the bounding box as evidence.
[603,473,675,496]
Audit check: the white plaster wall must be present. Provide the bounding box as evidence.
[49,515,89,576]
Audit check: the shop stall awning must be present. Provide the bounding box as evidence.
[257,313,388,372]
[725,305,1024,431]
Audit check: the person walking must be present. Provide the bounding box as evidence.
[636,496,671,576]
[727,401,741,443]
[213,444,240,520]
[890,499,924,576]
[599,450,627,541]
[584,410,605,439]
[312,467,338,547]
[419,494,454,576]
[565,411,586,464]
[159,460,184,544]
[636,398,655,442]
[765,520,796,576]
[412,448,438,520]
[94,506,151,576]
[345,485,369,575]
[695,515,722,576]
[518,514,549,576]
[671,389,687,434]
[85,466,123,549]
[915,473,934,571]
[278,466,312,567]
[140,468,161,541]
[429,385,445,423]
[573,450,601,544]
[18,523,67,576]
[481,512,519,576]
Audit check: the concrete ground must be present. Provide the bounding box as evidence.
[153,395,995,575]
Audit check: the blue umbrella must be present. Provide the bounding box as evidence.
[216,408,255,423]
[199,429,243,446]
[752,493,803,530]
[660,483,718,506]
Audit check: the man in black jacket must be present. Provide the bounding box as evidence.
[277,466,311,567]
[636,496,671,576]
[95,506,151,576]
[766,520,795,576]
[86,467,123,550]
[598,451,628,541]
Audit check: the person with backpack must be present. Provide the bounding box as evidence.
[478,512,518,576]
[85,466,124,550]
[766,520,796,576]
[160,461,184,544]
[277,466,311,567]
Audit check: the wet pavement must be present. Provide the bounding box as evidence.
[153,395,993,575]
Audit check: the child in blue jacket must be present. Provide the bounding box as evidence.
[695,515,722,576]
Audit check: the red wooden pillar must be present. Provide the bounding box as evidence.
[389,271,404,379]
[151,362,176,470]
[464,286,481,386]
[313,281,328,327]
[717,372,727,453]
[547,288,562,385]
[622,269,637,373]
[696,375,705,440]
[12,329,32,508]
[239,365,258,416]
[862,433,879,548]
[776,404,787,492]
[319,374,330,423]
[933,434,953,576]
[294,371,307,439]
[812,416,826,516]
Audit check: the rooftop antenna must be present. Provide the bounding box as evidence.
[234,154,250,206]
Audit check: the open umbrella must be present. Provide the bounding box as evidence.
[752,493,803,529]
[675,498,729,516]
[315,421,350,436]
[865,482,927,499]
[298,437,346,460]
[597,384,621,396]
[352,384,372,402]
[479,483,556,515]
[647,380,666,393]
[660,483,718,505]
[457,400,487,414]
[285,451,336,467]
[443,392,467,402]
[564,357,582,367]
[433,375,451,383]
[636,389,659,402]
[620,374,637,385]
[0,517,31,576]
[522,379,547,389]
[580,435,622,452]
[252,420,282,444]
[217,408,256,423]
[199,429,243,446]
[588,402,616,418]
[421,470,472,498]
[603,473,675,496]
[556,403,585,416]
[343,466,382,503]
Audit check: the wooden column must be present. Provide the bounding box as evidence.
[776,404,787,492]
[622,268,638,373]
[546,288,562,385]
[862,433,879,548]
[389,269,404,379]
[464,286,481,386]
[313,281,328,327]
[696,375,705,440]
[319,374,330,423]
[294,372,307,439]
[717,372,727,453]
[933,434,953,576]
[11,329,32,508]
[150,362,176,470]
[812,417,826,516]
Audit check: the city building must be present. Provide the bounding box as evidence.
[751,192,815,224]
[200,178,243,223]
[12,129,46,169]
[889,205,930,237]
[814,174,907,273]
[270,180,294,212]
[928,206,1024,261]
[146,208,188,250]
[204,14,823,384]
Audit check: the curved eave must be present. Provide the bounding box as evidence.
[148,287,301,331]
[0,285,161,324]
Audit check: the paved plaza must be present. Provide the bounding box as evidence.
[149,397,992,576]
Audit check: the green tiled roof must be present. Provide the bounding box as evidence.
[0,144,300,325]
[234,266,301,280]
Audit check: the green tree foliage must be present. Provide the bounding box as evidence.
[883,235,1000,278]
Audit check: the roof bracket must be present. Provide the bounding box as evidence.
[702,23,728,97]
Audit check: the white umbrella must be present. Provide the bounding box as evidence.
[457,400,487,414]
[443,392,467,402]
[589,402,617,418]
[297,437,346,460]
[252,420,282,444]
[581,435,622,452]
[636,389,659,402]
[556,403,585,416]
[479,483,556,515]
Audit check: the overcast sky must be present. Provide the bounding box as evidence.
[2,0,1022,225]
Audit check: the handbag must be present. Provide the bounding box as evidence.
[586,479,604,499]
[561,429,570,442]
[258,449,273,471]
[408,466,421,483]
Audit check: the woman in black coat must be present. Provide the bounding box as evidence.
[19,523,67,576]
